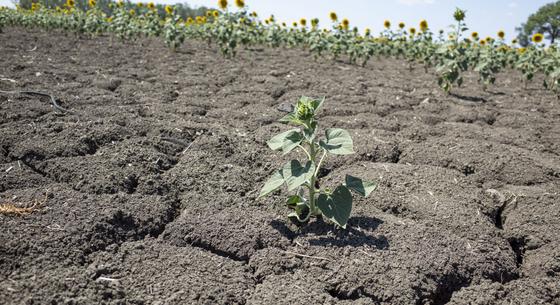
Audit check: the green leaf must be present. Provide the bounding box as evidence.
[279,113,305,126]
[317,185,353,228]
[258,169,284,198]
[309,97,325,112]
[267,129,303,155]
[345,175,377,197]
[319,128,354,155]
[282,160,315,191]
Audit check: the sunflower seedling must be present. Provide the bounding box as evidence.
[259,97,376,228]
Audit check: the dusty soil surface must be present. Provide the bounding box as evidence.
[1,27,559,304]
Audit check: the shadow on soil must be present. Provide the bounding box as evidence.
[270,216,389,249]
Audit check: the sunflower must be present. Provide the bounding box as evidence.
[409,27,416,35]
[453,8,466,22]
[419,20,428,32]
[186,17,194,24]
[518,47,526,54]
[282,22,286,27]
[218,0,227,10]
[383,20,391,29]
[471,31,478,40]
[480,39,486,46]
[129,9,135,15]
[398,22,405,29]
[292,21,297,27]
[511,38,518,45]
[497,30,505,39]
[137,2,143,8]
[66,0,75,8]
[251,11,257,17]
[234,0,244,8]
[329,12,337,22]
[164,5,173,14]
[206,10,212,17]
[213,10,219,17]
[532,33,544,43]
[485,36,493,44]
[117,0,123,8]
[299,18,306,27]
[364,28,371,36]
[147,2,155,10]
[311,18,319,28]
[264,19,270,25]
[88,0,96,8]
[341,18,349,30]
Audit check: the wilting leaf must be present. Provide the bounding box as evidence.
[258,169,284,198]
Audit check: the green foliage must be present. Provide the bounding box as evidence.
[516,1,560,45]
[260,97,376,228]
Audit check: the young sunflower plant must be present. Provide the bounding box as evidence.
[259,97,376,228]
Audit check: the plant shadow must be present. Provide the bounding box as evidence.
[270,216,389,250]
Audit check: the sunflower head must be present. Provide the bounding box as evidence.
[480,39,486,46]
[292,21,297,27]
[532,33,544,43]
[164,5,173,14]
[147,2,155,10]
[250,11,257,17]
[206,10,212,17]
[383,20,391,29]
[66,0,75,8]
[341,18,349,30]
[299,18,306,27]
[137,2,143,8]
[518,47,526,54]
[453,8,466,22]
[364,28,371,36]
[485,36,493,44]
[129,9,135,15]
[419,20,428,32]
[186,17,194,24]
[329,12,337,22]
[497,30,505,39]
[218,0,227,10]
[471,31,478,40]
[88,0,96,8]
[282,22,286,27]
[409,27,416,35]
[234,0,244,8]
[398,22,405,29]
[117,0,123,8]
[311,18,319,28]
[213,10,219,17]
[511,38,518,45]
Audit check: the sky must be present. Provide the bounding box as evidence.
[0,0,554,40]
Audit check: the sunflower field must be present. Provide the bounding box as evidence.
[1,0,559,94]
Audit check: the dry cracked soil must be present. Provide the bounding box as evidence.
[0,27,559,304]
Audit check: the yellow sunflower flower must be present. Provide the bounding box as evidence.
[300,18,306,27]
[532,33,544,43]
[88,0,96,8]
[341,18,349,30]
[234,0,244,8]
[419,20,428,32]
[218,0,227,10]
[398,22,405,29]
[147,2,155,10]
[384,20,391,29]
[66,0,75,8]
[329,12,337,22]
[409,27,416,35]
[497,30,505,39]
[164,5,173,14]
